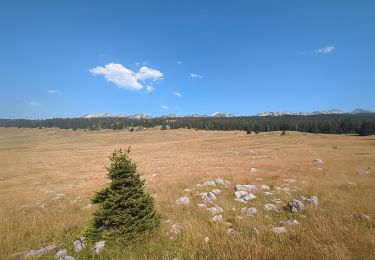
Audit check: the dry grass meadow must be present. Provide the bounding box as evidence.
[0,127,374,259]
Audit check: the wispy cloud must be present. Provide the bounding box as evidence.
[190,73,203,78]
[161,105,168,109]
[47,89,62,95]
[314,45,335,54]
[145,85,154,93]
[89,63,163,91]
[30,101,40,106]
[173,91,182,97]
[177,61,182,65]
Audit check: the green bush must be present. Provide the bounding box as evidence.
[85,148,160,243]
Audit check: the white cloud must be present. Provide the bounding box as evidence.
[47,89,62,95]
[145,85,154,93]
[173,91,182,97]
[137,66,163,81]
[30,101,40,106]
[190,73,203,78]
[314,46,335,54]
[161,105,168,109]
[177,61,182,64]
[89,63,163,91]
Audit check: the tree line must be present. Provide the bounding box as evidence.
[0,114,374,135]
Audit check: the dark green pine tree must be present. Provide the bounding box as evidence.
[85,148,160,243]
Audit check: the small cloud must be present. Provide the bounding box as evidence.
[190,73,203,78]
[89,63,163,91]
[161,105,168,109]
[137,66,163,81]
[47,89,62,95]
[173,91,182,97]
[177,61,182,65]
[314,46,335,54]
[145,85,154,93]
[30,101,40,106]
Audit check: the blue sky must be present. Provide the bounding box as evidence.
[0,0,374,119]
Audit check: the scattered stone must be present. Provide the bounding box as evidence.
[332,146,340,149]
[271,226,287,234]
[313,159,323,164]
[287,199,304,213]
[201,192,217,204]
[272,198,283,204]
[306,196,318,207]
[81,203,93,210]
[255,178,264,181]
[73,237,86,252]
[249,168,257,174]
[357,170,369,176]
[176,196,190,205]
[91,241,105,255]
[264,204,277,212]
[52,193,65,200]
[197,204,207,208]
[184,188,193,193]
[235,184,257,192]
[234,190,248,199]
[56,249,67,259]
[212,215,223,223]
[206,207,223,215]
[234,191,256,201]
[283,179,296,183]
[170,224,182,235]
[204,237,209,243]
[211,189,221,195]
[227,228,236,236]
[235,199,247,203]
[264,192,273,196]
[260,185,270,190]
[274,186,282,191]
[241,207,257,216]
[213,178,226,185]
[354,213,372,221]
[286,219,300,225]
[25,245,57,257]
[233,151,240,155]
[282,187,290,192]
[203,180,216,186]
[36,202,47,210]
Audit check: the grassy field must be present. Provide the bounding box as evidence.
[0,127,374,259]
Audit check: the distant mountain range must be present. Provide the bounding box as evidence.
[81,108,374,119]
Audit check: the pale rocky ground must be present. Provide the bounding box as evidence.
[0,128,374,259]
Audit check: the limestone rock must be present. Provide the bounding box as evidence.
[73,237,86,252]
[206,207,223,215]
[241,207,257,216]
[306,196,318,207]
[212,215,223,223]
[201,192,216,204]
[170,224,181,235]
[176,196,190,205]
[91,241,105,255]
[25,245,57,257]
[287,199,304,213]
[264,204,277,212]
[211,189,221,195]
[271,226,287,234]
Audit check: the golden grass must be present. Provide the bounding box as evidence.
[0,128,374,259]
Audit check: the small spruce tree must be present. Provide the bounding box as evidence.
[85,148,160,243]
